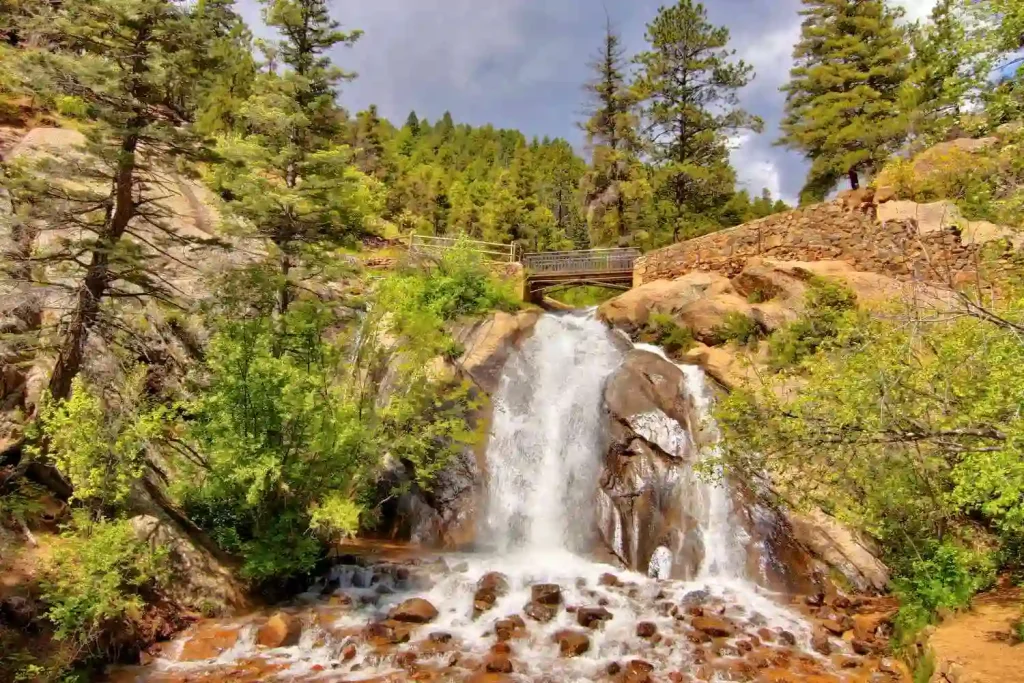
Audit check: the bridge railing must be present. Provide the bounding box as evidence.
[522,248,640,275]
[409,234,519,264]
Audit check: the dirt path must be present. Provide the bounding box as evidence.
[930,586,1024,682]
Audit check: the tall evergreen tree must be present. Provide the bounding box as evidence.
[634,0,761,242]
[779,0,909,195]
[209,0,380,316]
[4,0,229,403]
[580,16,640,243]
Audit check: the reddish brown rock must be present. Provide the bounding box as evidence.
[778,630,797,646]
[552,629,591,657]
[820,619,847,636]
[364,620,412,646]
[490,642,512,656]
[577,606,613,629]
[178,625,241,661]
[636,622,658,638]
[524,601,558,622]
[599,573,621,587]
[622,659,655,683]
[257,612,302,649]
[691,615,738,638]
[852,611,893,640]
[531,584,563,606]
[429,631,453,644]
[389,598,439,624]
[395,651,417,669]
[484,654,514,673]
[810,628,832,656]
[342,643,357,661]
[473,573,510,618]
[495,615,526,641]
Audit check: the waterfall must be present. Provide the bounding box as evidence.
[482,312,623,554]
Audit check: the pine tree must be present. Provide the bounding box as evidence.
[580,16,642,244]
[209,0,380,316]
[779,0,909,195]
[634,0,761,242]
[4,0,229,403]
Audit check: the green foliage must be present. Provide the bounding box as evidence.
[893,544,996,648]
[548,286,620,308]
[716,281,1024,635]
[33,371,168,509]
[633,0,762,243]
[711,312,763,347]
[767,278,858,368]
[780,0,910,192]
[638,313,696,356]
[43,512,168,649]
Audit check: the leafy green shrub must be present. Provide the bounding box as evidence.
[712,312,763,346]
[768,278,858,368]
[549,286,620,308]
[639,313,695,355]
[42,512,168,650]
[33,371,168,509]
[893,544,996,648]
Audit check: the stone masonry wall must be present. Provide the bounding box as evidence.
[634,198,993,287]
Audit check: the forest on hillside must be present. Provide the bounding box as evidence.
[0,0,1023,680]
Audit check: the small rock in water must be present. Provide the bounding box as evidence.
[811,627,832,655]
[681,589,709,606]
[363,620,411,646]
[394,651,417,669]
[598,573,621,587]
[257,612,302,649]
[622,659,655,683]
[531,583,562,605]
[473,572,511,618]
[552,629,591,657]
[691,615,737,638]
[342,643,357,661]
[524,601,558,623]
[490,642,512,655]
[606,662,622,676]
[495,616,526,641]
[636,622,658,638]
[484,653,514,673]
[576,606,613,629]
[778,629,797,646]
[389,598,439,624]
[429,631,453,644]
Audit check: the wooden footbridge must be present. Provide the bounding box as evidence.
[409,235,639,303]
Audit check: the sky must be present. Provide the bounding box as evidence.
[237,0,939,204]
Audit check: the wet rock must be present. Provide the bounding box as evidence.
[552,629,591,657]
[364,620,412,646]
[805,592,825,607]
[820,618,847,636]
[495,615,526,641]
[473,572,510,618]
[599,573,622,587]
[342,643,357,661]
[484,654,514,673]
[778,630,797,646]
[713,658,756,681]
[524,601,558,622]
[467,674,514,683]
[490,642,512,655]
[636,622,658,638]
[395,651,417,669]
[576,606,613,629]
[851,638,877,655]
[682,589,709,606]
[389,597,439,624]
[668,673,691,683]
[756,627,774,642]
[852,611,892,640]
[429,631,453,644]
[878,657,910,678]
[683,627,713,644]
[622,659,655,683]
[257,612,302,649]
[811,628,832,655]
[691,615,737,638]
[531,583,562,605]
[606,661,623,676]
[178,625,241,661]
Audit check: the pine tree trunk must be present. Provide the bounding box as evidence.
[848,168,860,190]
[47,130,140,403]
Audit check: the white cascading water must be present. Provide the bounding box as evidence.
[484,312,623,554]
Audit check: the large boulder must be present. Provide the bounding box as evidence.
[454,310,541,395]
[787,508,890,592]
[130,515,250,615]
[598,272,734,333]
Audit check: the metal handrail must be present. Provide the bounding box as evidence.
[522,248,639,275]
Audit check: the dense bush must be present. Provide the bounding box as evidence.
[767,278,858,368]
[711,311,763,346]
[42,512,168,651]
[637,312,696,356]
[717,282,1024,639]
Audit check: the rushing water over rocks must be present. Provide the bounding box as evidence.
[111,312,909,682]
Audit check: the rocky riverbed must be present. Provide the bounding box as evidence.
[108,551,908,683]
